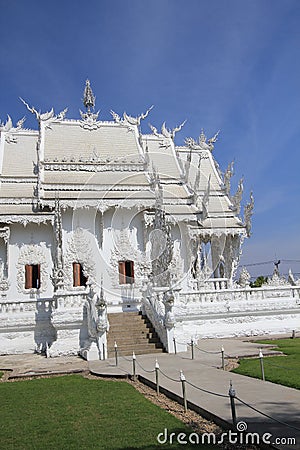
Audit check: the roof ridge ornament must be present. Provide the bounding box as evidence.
[149,120,186,145]
[185,129,220,152]
[83,79,95,114]
[79,79,101,130]
[123,105,154,127]
[244,191,254,237]
[230,177,244,215]
[0,115,26,143]
[161,120,186,140]
[223,161,234,196]
[20,98,68,125]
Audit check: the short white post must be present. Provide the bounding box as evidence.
[114,341,118,366]
[180,370,187,412]
[221,346,225,370]
[259,348,265,381]
[173,337,177,355]
[191,338,194,360]
[155,359,160,395]
[132,352,136,381]
[229,380,237,427]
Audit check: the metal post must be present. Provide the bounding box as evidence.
[292,330,296,339]
[132,352,136,381]
[155,359,160,395]
[229,380,237,427]
[180,370,187,412]
[114,341,118,366]
[191,338,194,360]
[259,349,265,381]
[173,337,177,355]
[102,343,106,361]
[221,346,225,370]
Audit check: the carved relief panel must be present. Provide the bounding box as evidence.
[17,244,48,293]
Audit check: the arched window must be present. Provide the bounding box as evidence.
[73,262,88,287]
[118,260,134,284]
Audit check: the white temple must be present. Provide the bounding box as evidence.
[0,81,299,359]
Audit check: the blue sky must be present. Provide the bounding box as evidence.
[0,0,300,278]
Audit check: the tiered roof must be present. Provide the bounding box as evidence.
[0,81,252,235]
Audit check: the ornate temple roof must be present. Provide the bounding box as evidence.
[0,81,252,233]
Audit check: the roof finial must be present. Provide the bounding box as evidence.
[83,79,95,114]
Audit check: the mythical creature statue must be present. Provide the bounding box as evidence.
[238,267,251,288]
[163,290,175,329]
[86,285,109,337]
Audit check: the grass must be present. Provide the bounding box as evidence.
[0,371,3,378]
[232,338,300,389]
[0,375,212,449]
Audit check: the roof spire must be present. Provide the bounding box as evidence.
[83,79,95,114]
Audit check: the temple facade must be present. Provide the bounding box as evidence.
[0,81,299,358]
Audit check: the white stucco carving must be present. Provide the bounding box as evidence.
[64,228,96,289]
[2,81,298,358]
[16,244,48,293]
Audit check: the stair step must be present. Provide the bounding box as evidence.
[107,311,164,356]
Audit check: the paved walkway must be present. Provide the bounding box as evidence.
[1,337,299,449]
[89,338,300,450]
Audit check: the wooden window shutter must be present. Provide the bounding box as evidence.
[118,261,126,284]
[79,264,87,286]
[25,264,33,289]
[73,262,81,287]
[33,264,41,289]
[131,261,134,279]
[126,261,134,284]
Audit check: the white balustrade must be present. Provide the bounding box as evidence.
[179,284,300,311]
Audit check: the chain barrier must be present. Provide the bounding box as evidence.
[194,344,221,355]
[117,350,132,362]
[175,340,222,355]
[135,358,156,374]
[236,396,300,432]
[186,379,228,398]
[158,368,181,383]
[117,346,300,434]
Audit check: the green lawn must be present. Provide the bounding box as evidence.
[0,375,212,449]
[232,338,300,389]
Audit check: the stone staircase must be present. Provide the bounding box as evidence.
[106,311,165,357]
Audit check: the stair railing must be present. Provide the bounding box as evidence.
[141,284,177,353]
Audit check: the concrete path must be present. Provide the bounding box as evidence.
[0,354,88,378]
[0,337,299,449]
[89,338,300,450]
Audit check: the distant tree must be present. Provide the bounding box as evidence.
[250,276,268,288]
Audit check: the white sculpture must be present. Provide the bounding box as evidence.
[238,267,251,288]
[244,192,254,237]
[185,129,220,152]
